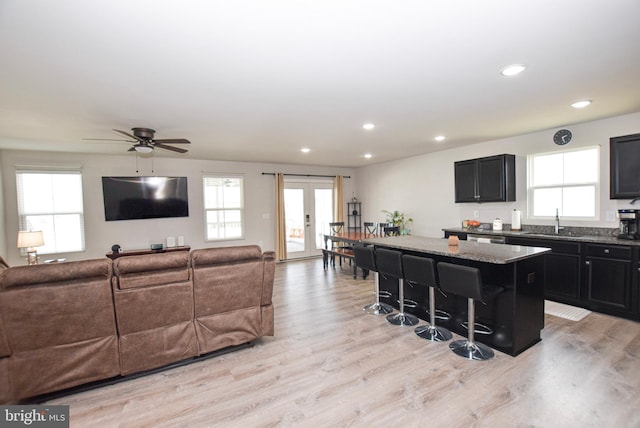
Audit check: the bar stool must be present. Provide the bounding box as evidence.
[353,245,393,315]
[376,248,419,326]
[436,262,503,361]
[402,255,452,342]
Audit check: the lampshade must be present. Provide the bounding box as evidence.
[17,230,45,249]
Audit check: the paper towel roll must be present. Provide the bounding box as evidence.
[511,210,522,230]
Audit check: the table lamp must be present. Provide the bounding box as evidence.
[17,230,44,265]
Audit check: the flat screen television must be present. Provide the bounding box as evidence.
[102,176,189,221]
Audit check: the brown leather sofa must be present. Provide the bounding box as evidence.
[0,245,275,403]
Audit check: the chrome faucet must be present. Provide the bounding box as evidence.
[554,208,564,234]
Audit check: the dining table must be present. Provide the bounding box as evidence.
[322,231,382,278]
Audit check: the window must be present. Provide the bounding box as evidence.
[16,170,85,254]
[527,146,599,219]
[203,175,244,240]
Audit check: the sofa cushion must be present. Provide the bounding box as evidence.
[191,245,262,266]
[9,336,119,401]
[113,251,190,290]
[0,262,116,352]
[118,322,198,375]
[0,259,110,290]
[113,281,194,334]
[191,247,264,316]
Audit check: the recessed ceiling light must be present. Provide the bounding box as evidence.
[300,148,310,153]
[364,153,372,159]
[362,123,375,130]
[500,64,526,77]
[571,100,592,109]
[434,135,446,142]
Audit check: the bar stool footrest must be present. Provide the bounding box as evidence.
[461,321,493,335]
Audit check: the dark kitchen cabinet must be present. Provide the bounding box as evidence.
[610,132,640,199]
[454,154,515,203]
[506,237,582,304]
[583,244,634,315]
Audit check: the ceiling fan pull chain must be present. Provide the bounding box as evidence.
[151,156,155,174]
[135,152,139,174]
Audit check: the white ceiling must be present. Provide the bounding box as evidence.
[1,0,639,167]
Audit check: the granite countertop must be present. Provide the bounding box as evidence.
[362,235,550,264]
[442,227,640,246]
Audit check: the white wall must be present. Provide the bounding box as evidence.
[0,151,354,265]
[356,112,640,238]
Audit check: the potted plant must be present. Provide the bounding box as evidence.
[382,210,413,235]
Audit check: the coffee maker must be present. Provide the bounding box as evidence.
[617,209,640,240]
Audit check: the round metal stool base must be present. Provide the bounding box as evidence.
[449,339,494,361]
[363,302,394,315]
[415,324,453,342]
[386,312,419,326]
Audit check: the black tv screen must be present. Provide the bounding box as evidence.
[102,176,189,221]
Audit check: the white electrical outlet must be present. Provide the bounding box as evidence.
[606,211,616,222]
[473,210,480,218]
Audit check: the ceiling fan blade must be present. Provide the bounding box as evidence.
[153,138,191,145]
[127,147,136,152]
[83,138,135,142]
[154,143,188,153]
[113,129,140,141]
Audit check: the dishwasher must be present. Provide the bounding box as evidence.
[467,234,506,244]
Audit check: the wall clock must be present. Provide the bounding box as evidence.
[553,129,572,145]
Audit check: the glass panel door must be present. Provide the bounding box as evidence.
[284,181,333,259]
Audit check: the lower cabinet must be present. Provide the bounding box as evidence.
[546,253,582,303]
[506,237,582,305]
[583,244,634,316]
[502,236,639,321]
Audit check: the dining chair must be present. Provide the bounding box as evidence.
[328,222,351,266]
[364,222,378,235]
[383,226,400,236]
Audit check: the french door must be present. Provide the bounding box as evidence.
[284,181,333,259]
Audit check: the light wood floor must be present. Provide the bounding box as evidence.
[48,258,640,427]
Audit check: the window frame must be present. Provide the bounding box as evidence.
[527,146,600,221]
[15,167,86,255]
[202,173,245,242]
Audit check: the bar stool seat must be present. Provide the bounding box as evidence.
[402,254,452,342]
[353,245,393,315]
[376,248,419,326]
[437,262,503,361]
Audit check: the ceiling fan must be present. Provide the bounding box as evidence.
[84,127,190,154]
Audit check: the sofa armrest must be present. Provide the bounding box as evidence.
[261,251,275,306]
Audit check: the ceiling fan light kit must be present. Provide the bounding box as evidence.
[134,145,154,154]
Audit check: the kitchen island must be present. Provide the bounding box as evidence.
[362,235,550,356]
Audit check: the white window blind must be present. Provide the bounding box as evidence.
[527,146,599,219]
[203,175,244,241]
[16,170,85,254]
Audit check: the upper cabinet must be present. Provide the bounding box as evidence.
[610,133,640,199]
[454,154,515,203]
